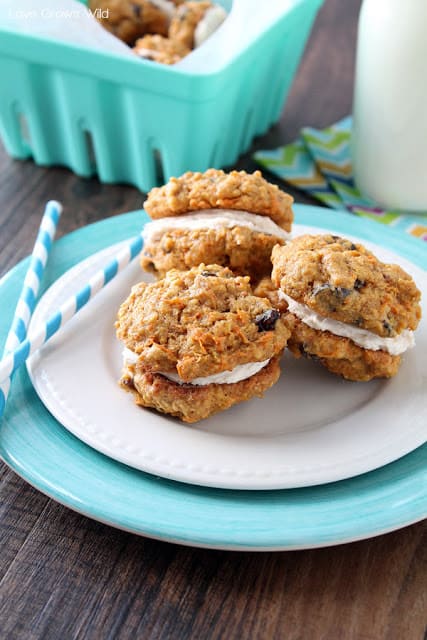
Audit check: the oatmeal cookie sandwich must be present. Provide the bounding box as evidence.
[116,264,290,423]
[168,1,227,49]
[133,1,226,63]
[271,234,422,381]
[141,169,294,281]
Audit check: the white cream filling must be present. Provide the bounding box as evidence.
[123,348,270,386]
[149,0,176,19]
[194,5,228,47]
[279,292,414,356]
[162,359,271,386]
[123,348,140,366]
[142,209,290,244]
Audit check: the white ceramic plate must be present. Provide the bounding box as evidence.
[27,224,427,490]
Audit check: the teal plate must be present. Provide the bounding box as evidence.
[1,205,426,550]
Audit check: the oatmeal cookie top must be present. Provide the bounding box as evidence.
[116,264,289,381]
[271,234,421,338]
[144,169,294,230]
[133,34,190,64]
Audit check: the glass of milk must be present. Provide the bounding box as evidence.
[352,0,427,211]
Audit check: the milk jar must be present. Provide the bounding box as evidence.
[352,0,427,211]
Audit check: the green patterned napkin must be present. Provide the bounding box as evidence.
[254,116,427,243]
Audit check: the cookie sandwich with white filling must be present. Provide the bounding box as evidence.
[168,0,227,49]
[271,234,422,381]
[133,0,227,63]
[116,263,290,422]
[141,169,293,281]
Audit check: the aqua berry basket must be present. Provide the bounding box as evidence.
[0,0,324,191]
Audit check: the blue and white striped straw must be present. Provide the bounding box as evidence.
[0,233,144,396]
[0,200,62,415]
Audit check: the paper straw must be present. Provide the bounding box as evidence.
[0,233,144,393]
[0,200,62,415]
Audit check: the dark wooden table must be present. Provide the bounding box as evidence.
[1,1,426,638]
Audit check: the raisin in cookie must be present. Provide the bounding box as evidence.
[271,234,422,381]
[116,264,290,422]
[141,169,293,281]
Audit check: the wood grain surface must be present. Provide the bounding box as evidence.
[0,1,426,638]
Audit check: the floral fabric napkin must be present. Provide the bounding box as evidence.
[254,116,427,243]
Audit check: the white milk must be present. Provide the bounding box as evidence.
[352,0,427,211]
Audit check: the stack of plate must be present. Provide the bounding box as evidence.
[1,205,426,550]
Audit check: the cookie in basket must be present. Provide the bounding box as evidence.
[169,1,227,49]
[133,34,190,64]
[116,264,290,423]
[271,234,422,381]
[141,169,294,282]
[90,0,182,45]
